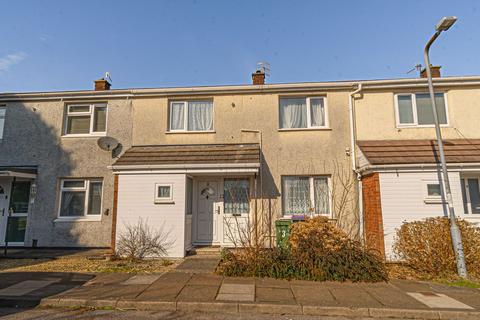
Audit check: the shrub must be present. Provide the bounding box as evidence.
[393,217,480,279]
[216,217,388,282]
[116,218,174,260]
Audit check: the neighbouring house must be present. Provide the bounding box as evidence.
[352,68,480,259]
[0,67,479,259]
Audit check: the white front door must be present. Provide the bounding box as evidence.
[0,180,11,246]
[195,180,222,244]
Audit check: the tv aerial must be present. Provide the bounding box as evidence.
[256,61,271,77]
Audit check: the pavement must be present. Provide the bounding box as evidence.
[0,256,480,319]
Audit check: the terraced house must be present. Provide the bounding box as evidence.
[1,68,479,259]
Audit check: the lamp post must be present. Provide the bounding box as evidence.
[424,16,468,278]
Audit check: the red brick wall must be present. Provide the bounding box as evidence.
[362,172,385,257]
[110,174,119,253]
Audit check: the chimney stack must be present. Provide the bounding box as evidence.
[252,70,265,85]
[94,78,111,91]
[420,66,441,78]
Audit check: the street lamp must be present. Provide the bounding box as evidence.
[424,16,468,278]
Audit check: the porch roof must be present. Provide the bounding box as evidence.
[0,167,37,178]
[357,139,480,165]
[112,143,261,169]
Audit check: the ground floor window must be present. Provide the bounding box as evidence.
[282,176,330,216]
[461,177,480,214]
[58,179,103,217]
[224,178,250,215]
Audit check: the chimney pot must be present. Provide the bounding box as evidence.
[252,70,265,85]
[94,78,111,91]
[420,66,441,78]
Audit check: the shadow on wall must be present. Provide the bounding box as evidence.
[0,102,78,247]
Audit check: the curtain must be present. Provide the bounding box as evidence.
[280,98,307,128]
[416,93,447,125]
[188,101,213,131]
[67,116,90,134]
[170,102,185,130]
[314,178,330,215]
[283,177,310,215]
[310,98,325,127]
[60,191,85,216]
[397,95,414,124]
[87,182,103,215]
[93,106,107,132]
[224,179,250,214]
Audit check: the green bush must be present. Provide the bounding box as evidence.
[394,217,480,279]
[216,217,388,282]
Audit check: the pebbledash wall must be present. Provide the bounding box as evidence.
[0,97,133,247]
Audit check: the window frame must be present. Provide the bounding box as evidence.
[168,100,215,133]
[423,181,444,204]
[0,105,6,139]
[281,175,332,217]
[461,176,480,215]
[57,178,103,221]
[278,96,329,130]
[154,183,174,204]
[63,103,108,137]
[394,92,449,128]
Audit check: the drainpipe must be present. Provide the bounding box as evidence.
[348,84,364,241]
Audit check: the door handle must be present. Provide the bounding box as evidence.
[1,208,3,216]
[216,206,221,215]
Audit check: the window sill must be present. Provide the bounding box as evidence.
[54,216,102,222]
[396,124,450,129]
[154,200,175,204]
[62,133,107,138]
[278,127,331,132]
[423,198,446,204]
[166,130,215,134]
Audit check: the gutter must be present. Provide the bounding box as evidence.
[357,162,480,174]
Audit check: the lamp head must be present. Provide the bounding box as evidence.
[435,16,457,31]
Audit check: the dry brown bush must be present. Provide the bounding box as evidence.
[393,217,480,279]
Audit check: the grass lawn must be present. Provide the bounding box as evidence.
[0,257,180,273]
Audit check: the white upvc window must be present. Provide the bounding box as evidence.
[168,100,214,132]
[281,176,331,216]
[461,177,480,214]
[394,92,449,127]
[279,97,328,129]
[58,179,103,219]
[423,181,444,204]
[64,103,107,136]
[154,183,174,203]
[0,106,6,139]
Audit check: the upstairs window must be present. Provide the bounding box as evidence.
[169,100,213,132]
[64,103,107,135]
[279,97,327,129]
[395,93,448,127]
[0,106,5,139]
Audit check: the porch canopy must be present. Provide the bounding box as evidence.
[111,143,260,174]
[0,167,37,179]
[358,139,480,166]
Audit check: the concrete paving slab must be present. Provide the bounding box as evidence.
[120,274,161,285]
[188,273,223,286]
[329,286,383,308]
[407,292,474,309]
[174,257,220,273]
[83,273,131,286]
[216,292,254,302]
[0,280,58,296]
[255,277,291,288]
[62,284,148,300]
[176,285,219,302]
[136,273,191,301]
[361,283,428,309]
[222,277,255,285]
[256,287,296,304]
[219,283,254,295]
[291,285,335,305]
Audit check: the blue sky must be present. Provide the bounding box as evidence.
[1,0,479,92]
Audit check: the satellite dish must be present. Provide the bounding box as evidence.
[97,136,119,151]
